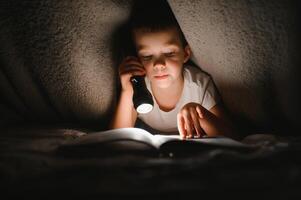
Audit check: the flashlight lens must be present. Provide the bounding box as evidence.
[137,103,153,114]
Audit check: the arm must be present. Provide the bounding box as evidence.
[200,103,237,138]
[109,56,145,129]
[110,90,137,128]
[177,102,237,139]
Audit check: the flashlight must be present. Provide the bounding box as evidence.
[131,76,154,114]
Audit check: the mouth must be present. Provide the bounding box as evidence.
[154,74,169,80]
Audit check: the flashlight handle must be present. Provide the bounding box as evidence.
[130,76,154,111]
[130,76,145,88]
[130,76,148,98]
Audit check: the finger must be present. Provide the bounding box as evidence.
[120,63,144,73]
[120,67,146,76]
[177,113,186,139]
[131,70,146,77]
[123,57,141,65]
[198,118,207,137]
[183,111,193,139]
[125,60,144,68]
[190,108,203,138]
[196,105,204,118]
[119,58,144,71]
[125,56,139,61]
[119,64,146,75]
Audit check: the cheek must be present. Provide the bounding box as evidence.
[143,63,153,75]
[166,58,183,68]
[166,60,183,75]
[167,53,185,63]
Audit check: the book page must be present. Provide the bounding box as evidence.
[152,134,254,149]
[188,137,253,148]
[62,128,254,151]
[63,127,157,148]
[152,135,182,148]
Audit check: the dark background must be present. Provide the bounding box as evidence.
[0,0,301,199]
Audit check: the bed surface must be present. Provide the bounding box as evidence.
[1,127,300,199]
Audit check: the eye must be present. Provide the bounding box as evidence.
[164,52,175,57]
[141,55,152,61]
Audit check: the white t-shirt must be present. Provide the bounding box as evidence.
[138,64,220,133]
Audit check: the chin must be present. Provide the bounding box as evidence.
[151,76,174,89]
[155,81,172,89]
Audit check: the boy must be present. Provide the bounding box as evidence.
[110,0,236,139]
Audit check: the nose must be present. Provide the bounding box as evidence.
[153,55,166,71]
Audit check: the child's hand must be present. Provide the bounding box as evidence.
[177,103,207,139]
[119,56,146,92]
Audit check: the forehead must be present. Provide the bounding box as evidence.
[133,27,182,50]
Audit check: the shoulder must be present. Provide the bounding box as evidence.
[183,64,221,110]
[183,64,213,87]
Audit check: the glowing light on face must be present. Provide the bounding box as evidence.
[134,28,190,90]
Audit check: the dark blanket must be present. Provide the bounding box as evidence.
[1,128,300,199]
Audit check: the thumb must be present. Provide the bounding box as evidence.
[196,106,204,118]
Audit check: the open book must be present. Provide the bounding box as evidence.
[57,127,256,157]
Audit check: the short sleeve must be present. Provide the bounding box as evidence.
[201,78,220,110]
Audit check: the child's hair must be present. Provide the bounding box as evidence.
[129,0,188,47]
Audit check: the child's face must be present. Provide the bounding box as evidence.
[134,27,191,89]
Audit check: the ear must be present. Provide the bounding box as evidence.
[183,45,191,63]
